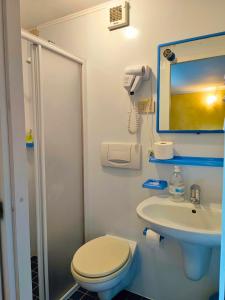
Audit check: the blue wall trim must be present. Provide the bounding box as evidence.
[156,30,225,134]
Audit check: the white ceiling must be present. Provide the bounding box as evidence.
[20,0,111,29]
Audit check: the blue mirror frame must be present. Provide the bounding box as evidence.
[157,30,225,134]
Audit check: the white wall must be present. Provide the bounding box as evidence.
[38,1,225,299]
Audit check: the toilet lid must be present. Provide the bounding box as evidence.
[72,236,130,278]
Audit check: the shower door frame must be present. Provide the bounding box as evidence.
[21,30,87,300]
[0,1,33,299]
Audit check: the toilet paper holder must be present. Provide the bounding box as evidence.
[143,227,164,242]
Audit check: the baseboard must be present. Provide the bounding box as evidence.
[126,288,153,300]
[59,283,79,300]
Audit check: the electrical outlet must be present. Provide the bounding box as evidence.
[138,98,155,113]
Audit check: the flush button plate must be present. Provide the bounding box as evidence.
[101,143,141,169]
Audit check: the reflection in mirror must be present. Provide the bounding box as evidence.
[158,32,225,132]
[170,56,225,130]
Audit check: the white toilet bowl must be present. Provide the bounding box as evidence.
[71,235,137,300]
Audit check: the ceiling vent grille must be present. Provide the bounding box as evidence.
[108,1,129,31]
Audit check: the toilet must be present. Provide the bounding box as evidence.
[71,235,137,300]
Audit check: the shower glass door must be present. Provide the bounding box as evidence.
[40,47,84,299]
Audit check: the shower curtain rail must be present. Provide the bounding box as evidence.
[21,29,84,65]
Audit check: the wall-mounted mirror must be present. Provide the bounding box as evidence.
[157,31,225,133]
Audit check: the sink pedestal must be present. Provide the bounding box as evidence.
[180,242,212,280]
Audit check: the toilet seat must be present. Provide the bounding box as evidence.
[71,252,132,283]
[71,236,132,283]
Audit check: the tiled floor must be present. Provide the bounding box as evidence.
[31,256,39,300]
[69,287,149,300]
[31,258,148,300]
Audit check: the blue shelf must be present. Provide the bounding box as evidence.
[149,156,223,167]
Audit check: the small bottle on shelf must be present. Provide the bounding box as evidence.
[169,166,185,202]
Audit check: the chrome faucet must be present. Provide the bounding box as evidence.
[190,184,201,204]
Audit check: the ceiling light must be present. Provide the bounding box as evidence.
[123,26,139,39]
[206,95,217,106]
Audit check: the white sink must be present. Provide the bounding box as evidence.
[137,196,221,246]
[136,196,221,280]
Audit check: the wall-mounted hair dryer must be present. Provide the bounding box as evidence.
[123,65,151,134]
[123,65,150,95]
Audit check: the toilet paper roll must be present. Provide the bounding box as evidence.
[153,141,174,160]
[125,65,145,76]
[145,229,160,249]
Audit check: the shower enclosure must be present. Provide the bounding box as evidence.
[21,30,84,300]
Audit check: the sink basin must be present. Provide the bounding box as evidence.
[137,196,221,280]
[137,196,221,246]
